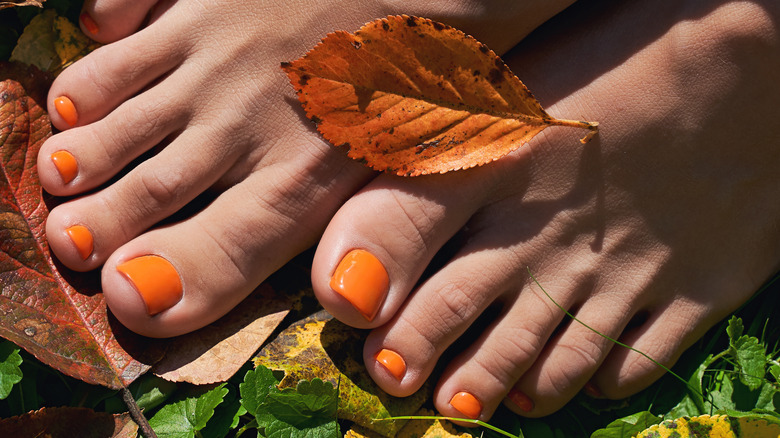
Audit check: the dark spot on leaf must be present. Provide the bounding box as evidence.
[488,69,503,85]
[310,115,322,125]
[406,17,417,27]
[479,44,489,54]
[352,40,362,49]
[299,74,310,86]
[433,22,444,31]
[280,61,292,69]
[473,70,480,76]
[388,127,394,135]
[382,21,390,31]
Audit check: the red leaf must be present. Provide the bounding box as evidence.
[0,407,137,437]
[0,62,162,389]
[283,15,597,176]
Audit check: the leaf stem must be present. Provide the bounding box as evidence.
[548,118,599,143]
[121,387,157,438]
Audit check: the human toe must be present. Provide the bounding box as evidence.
[102,152,369,337]
[79,0,160,43]
[589,303,715,401]
[503,290,635,417]
[47,9,184,131]
[311,170,495,329]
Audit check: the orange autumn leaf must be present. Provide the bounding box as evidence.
[283,15,598,176]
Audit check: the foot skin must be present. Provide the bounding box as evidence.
[311,0,780,420]
[39,0,779,423]
[39,0,571,338]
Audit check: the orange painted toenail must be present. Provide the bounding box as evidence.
[65,225,93,260]
[79,12,99,35]
[117,255,183,316]
[329,249,389,321]
[50,150,78,184]
[54,96,78,126]
[375,349,406,381]
[449,391,482,419]
[507,388,534,412]
[583,381,603,398]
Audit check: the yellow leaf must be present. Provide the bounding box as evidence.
[346,409,473,438]
[10,9,99,74]
[633,414,780,438]
[255,310,431,437]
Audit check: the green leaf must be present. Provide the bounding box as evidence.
[733,335,767,391]
[265,379,338,428]
[0,341,23,400]
[148,384,228,438]
[770,364,780,382]
[266,420,339,438]
[201,386,244,438]
[707,369,735,411]
[239,364,280,428]
[591,411,661,438]
[726,316,744,347]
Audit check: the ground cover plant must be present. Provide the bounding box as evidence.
[0,1,779,436]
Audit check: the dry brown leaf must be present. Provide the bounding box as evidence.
[283,15,597,176]
[153,284,290,384]
[0,0,43,10]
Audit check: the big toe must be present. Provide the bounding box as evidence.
[311,169,495,329]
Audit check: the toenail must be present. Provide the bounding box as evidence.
[583,381,603,398]
[329,249,389,321]
[65,225,93,260]
[50,150,78,184]
[507,388,534,412]
[79,12,99,35]
[117,255,183,316]
[374,348,406,381]
[449,391,482,419]
[54,96,78,126]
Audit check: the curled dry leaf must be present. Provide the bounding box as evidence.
[0,0,43,10]
[283,15,597,176]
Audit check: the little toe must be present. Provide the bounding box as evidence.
[311,170,498,329]
[590,302,716,400]
[504,290,635,417]
[80,0,160,43]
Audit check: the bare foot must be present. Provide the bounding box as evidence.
[37,0,571,338]
[310,0,780,420]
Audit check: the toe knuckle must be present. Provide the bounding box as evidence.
[434,280,482,327]
[138,166,187,209]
